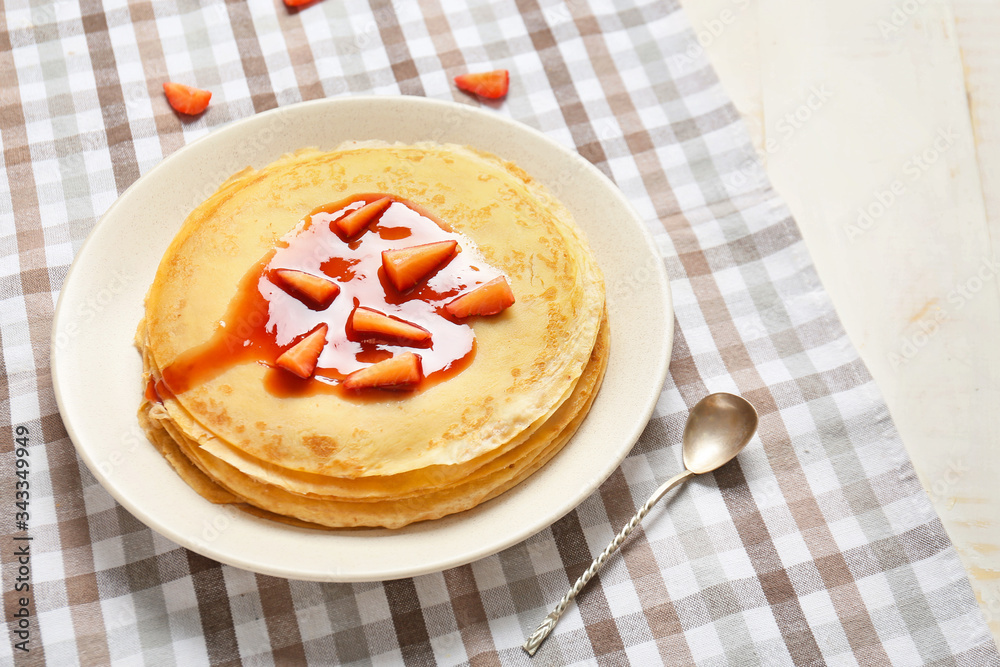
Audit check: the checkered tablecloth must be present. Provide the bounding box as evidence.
[2,0,998,664]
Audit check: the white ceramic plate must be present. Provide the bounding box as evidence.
[51,96,673,582]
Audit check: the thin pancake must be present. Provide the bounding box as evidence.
[140,336,582,501]
[139,317,609,528]
[142,143,604,478]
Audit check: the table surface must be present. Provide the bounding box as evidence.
[679,0,1000,648]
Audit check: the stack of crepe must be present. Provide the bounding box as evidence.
[137,142,607,529]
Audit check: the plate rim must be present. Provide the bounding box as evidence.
[50,95,674,581]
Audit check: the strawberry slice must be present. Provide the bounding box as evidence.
[351,307,431,344]
[275,324,328,379]
[454,70,509,100]
[335,196,392,238]
[275,269,340,309]
[163,82,212,115]
[283,0,315,6]
[382,240,458,292]
[342,352,422,391]
[445,276,515,318]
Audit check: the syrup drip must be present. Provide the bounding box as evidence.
[144,378,161,403]
[159,194,505,399]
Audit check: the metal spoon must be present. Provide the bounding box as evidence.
[522,392,759,656]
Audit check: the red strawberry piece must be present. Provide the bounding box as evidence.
[163,82,212,115]
[454,70,509,100]
[283,0,315,6]
[275,324,328,379]
[342,351,423,391]
[335,196,392,238]
[351,307,431,344]
[381,240,458,292]
[275,269,340,309]
[445,276,515,318]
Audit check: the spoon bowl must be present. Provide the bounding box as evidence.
[683,392,759,474]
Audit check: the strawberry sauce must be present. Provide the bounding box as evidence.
[159,194,506,398]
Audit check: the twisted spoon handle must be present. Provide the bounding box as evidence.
[522,468,695,656]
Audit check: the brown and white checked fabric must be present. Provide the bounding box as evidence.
[1,0,998,664]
